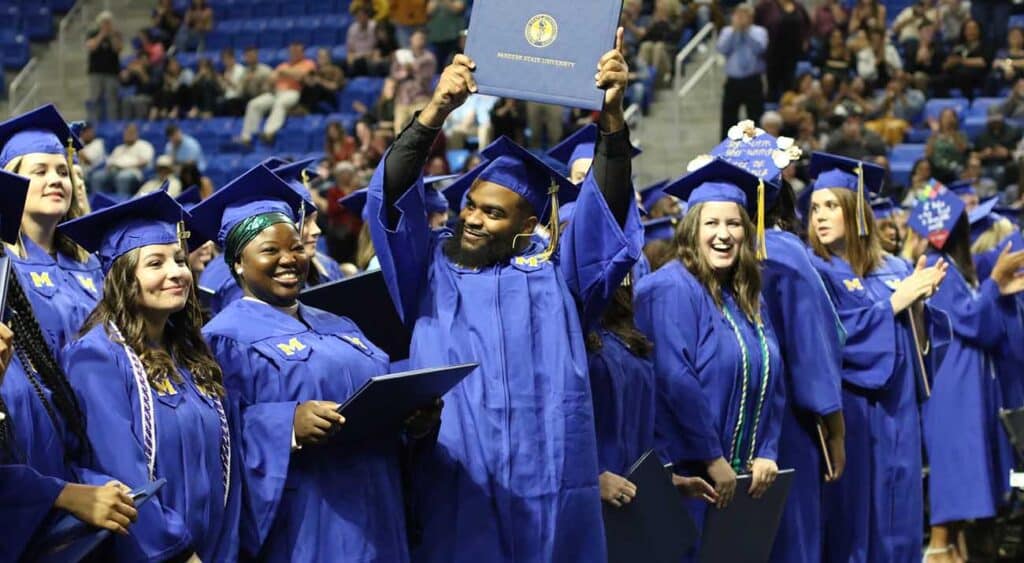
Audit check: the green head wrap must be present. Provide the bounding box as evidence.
[224,212,295,270]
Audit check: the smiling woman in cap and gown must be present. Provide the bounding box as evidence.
[0,104,103,355]
[805,152,949,563]
[364,42,642,561]
[197,165,440,562]
[0,170,138,560]
[634,159,786,558]
[59,189,242,562]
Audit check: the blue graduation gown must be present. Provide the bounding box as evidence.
[810,254,924,563]
[587,329,657,477]
[974,232,1024,409]
[763,230,843,563]
[0,464,67,560]
[9,236,103,354]
[312,251,345,283]
[203,298,410,563]
[198,258,244,317]
[64,326,242,562]
[921,254,1013,525]
[365,163,642,562]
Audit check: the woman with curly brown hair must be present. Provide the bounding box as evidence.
[59,190,241,562]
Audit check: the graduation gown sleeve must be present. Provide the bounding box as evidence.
[62,337,192,561]
[925,257,1010,350]
[0,464,66,560]
[203,333,295,553]
[560,171,644,330]
[635,268,724,464]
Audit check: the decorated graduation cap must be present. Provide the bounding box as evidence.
[668,157,770,259]
[907,182,966,250]
[947,180,976,197]
[709,119,800,191]
[638,179,671,213]
[546,124,642,173]
[58,187,191,273]
[424,173,460,215]
[339,188,369,220]
[870,196,900,220]
[642,216,677,245]
[188,165,307,264]
[0,104,83,170]
[968,196,1003,243]
[0,169,28,245]
[269,157,319,214]
[809,152,886,238]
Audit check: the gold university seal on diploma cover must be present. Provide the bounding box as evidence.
[525,14,558,48]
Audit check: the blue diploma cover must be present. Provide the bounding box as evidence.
[465,0,622,110]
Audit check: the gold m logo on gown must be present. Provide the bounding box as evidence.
[30,271,54,288]
[843,278,864,292]
[525,14,558,48]
[76,275,97,293]
[276,338,307,356]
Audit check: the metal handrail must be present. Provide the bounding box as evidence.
[672,22,716,94]
[58,0,91,90]
[671,22,720,129]
[8,57,40,115]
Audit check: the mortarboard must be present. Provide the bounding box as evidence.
[188,165,307,249]
[424,174,460,215]
[270,157,319,214]
[995,205,1024,227]
[441,159,490,212]
[969,196,1005,243]
[176,185,202,209]
[58,187,190,273]
[907,184,966,250]
[709,122,799,190]
[339,189,369,220]
[948,180,976,197]
[638,179,671,213]
[478,136,580,223]
[809,152,886,238]
[546,124,642,172]
[0,169,29,245]
[0,104,83,169]
[642,216,677,246]
[870,195,900,221]
[88,191,122,212]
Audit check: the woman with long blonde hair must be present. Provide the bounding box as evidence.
[635,159,785,542]
[805,152,947,563]
[0,104,102,355]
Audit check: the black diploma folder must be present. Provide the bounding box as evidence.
[298,269,411,361]
[334,363,478,443]
[465,0,622,110]
[699,469,795,563]
[603,450,698,563]
[32,478,167,563]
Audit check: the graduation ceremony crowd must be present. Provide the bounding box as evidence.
[3,2,1024,563]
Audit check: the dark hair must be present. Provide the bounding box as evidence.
[179,162,202,188]
[766,180,801,235]
[165,123,180,137]
[585,284,652,357]
[1,246,91,463]
[81,247,225,397]
[940,214,978,286]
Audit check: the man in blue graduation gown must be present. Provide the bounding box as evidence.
[365,35,643,562]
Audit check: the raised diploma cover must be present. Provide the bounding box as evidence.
[334,363,478,443]
[465,0,622,110]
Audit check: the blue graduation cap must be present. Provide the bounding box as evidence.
[0,104,83,169]
[58,187,190,273]
[0,169,28,245]
[270,157,319,214]
[638,179,671,213]
[176,185,202,208]
[478,136,580,223]
[424,173,460,215]
[441,159,489,212]
[870,196,900,221]
[948,180,976,197]
[969,196,1003,243]
[88,191,121,212]
[907,186,966,250]
[994,205,1023,227]
[188,165,307,249]
[809,152,886,237]
[642,216,677,245]
[546,124,642,171]
[339,189,369,220]
[709,129,793,189]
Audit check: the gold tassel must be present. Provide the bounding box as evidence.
[65,137,79,199]
[856,163,868,237]
[300,169,310,192]
[756,178,767,261]
[534,181,561,263]
[177,220,191,251]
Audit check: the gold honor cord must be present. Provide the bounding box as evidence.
[756,179,767,261]
[535,180,561,262]
[855,163,868,237]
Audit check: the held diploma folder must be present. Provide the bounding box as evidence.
[465,0,622,110]
[699,469,795,563]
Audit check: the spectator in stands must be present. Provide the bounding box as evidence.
[972,0,1013,55]
[811,0,848,47]
[926,107,970,183]
[937,0,971,47]
[905,23,945,90]
[238,42,316,146]
[833,75,872,117]
[191,58,220,118]
[961,154,999,196]
[353,78,396,148]
[349,0,389,21]
[856,28,903,89]
[346,6,379,77]
[986,26,1024,96]
[179,162,213,198]
[85,11,123,124]
[892,1,938,52]
[151,0,181,49]
[164,124,206,173]
[936,19,990,99]
[904,158,934,203]
[848,0,886,35]
[77,124,106,175]
[444,94,497,149]
[89,123,155,197]
[491,98,528,146]
[119,51,155,120]
[426,0,465,68]
[525,102,564,149]
[973,106,1021,187]
[999,77,1024,118]
[826,108,888,160]
[300,49,346,114]
[325,121,357,165]
[638,0,685,87]
[138,29,166,66]
[175,0,213,53]
[795,112,822,155]
[621,0,650,54]
[818,28,854,80]
[866,73,925,145]
[761,111,784,137]
[779,73,826,132]
[217,49,247,116]
[151,57,194,120]
[427,155,450,176]
[390,0,428,47]
[373,21,400,73]
[390,30,437,135]
[755,0,811,100]
[718,4,767,139]
[138,155,182,196]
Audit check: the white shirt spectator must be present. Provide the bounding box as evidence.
[222,63,246,100]
[857,43,903,83]
[107,139,155,173]
[78,137,107,173]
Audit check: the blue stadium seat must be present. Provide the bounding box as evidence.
[1010,15,1024,31]
[25,7,54,41]
[922,98,969,124]
[889,143,926,164]
[251,1,281,18]
[963,116,987,141]
[2,34,30,70]
[906,127,931,143]
[330,45,347,63]
[205,32,232,52]
[260,21,286,50]
[969,97,1003,117]
[889,161,914,187]
[338,76,384,113]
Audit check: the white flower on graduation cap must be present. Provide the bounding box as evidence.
[726,120,764,143]
[686,153,714,172]
[771,136,802,169]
